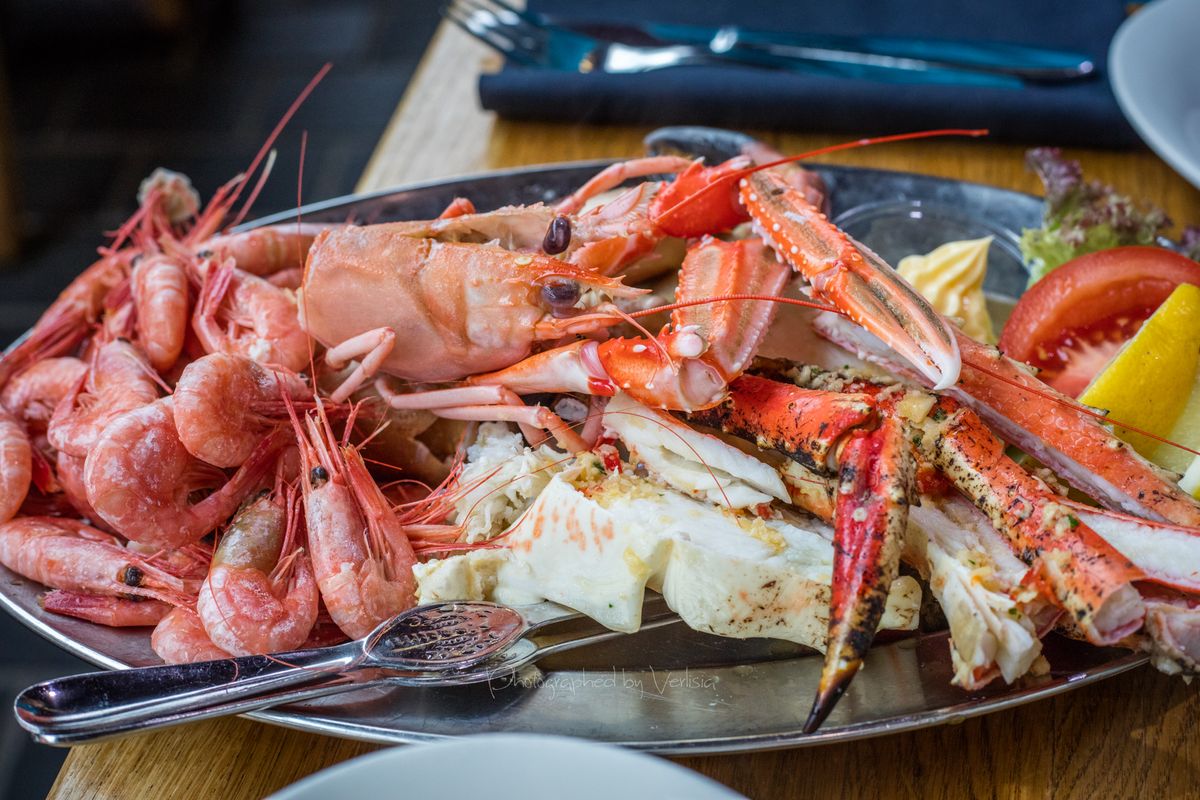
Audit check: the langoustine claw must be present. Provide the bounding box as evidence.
[739,170,961,390]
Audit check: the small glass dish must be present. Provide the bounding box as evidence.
[834,198,1029,301]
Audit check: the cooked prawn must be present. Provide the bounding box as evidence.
[200,222,331,277]
[0,357,88,433]
[47,339,160,458]
[132,253,190,372]
[152,606,230,664]
[54,451,106,526]
[0,409,31,524]
[193,259,309,372]
[174,353,311,468]
[0,252,131,389]
[294,408,417,638]
[0,517,192,601]
[83,398,282,549]
[196,490,317,655]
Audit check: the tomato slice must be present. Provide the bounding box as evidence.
[998,246,1200,397]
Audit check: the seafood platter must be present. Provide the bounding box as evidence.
[0,124,1196,751]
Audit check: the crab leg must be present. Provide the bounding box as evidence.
[771,360,1148,646]
[1139,587,1200,674]
[1062,502,1200,593]
[906,497,1057,690]
[702,377,1058,691]
[953,334,1200,526]
[686,376,914,730]
[813,312,1200,527]
[687,374,876,474]
[919,397,1147,644]
[739,171,961,391]
[806,414,913,732]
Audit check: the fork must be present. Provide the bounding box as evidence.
[443,0,1024,87]
[444,0,735,73]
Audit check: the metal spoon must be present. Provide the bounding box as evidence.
[15,597,680,745]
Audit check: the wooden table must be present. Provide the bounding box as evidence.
[49,21,1200,800]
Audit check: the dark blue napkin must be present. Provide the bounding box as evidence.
[478,0,1139,147]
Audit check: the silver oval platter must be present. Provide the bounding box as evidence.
[0,160,1147,753]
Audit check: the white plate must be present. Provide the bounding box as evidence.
[266,734,746,800]
[1110,0,1200,189]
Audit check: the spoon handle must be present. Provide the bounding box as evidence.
[14,643,360,745]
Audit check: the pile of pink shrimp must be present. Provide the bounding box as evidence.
[0,163,469,662]
[0,58,485,663]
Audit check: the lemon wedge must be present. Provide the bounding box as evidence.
[1078,283,1200,478]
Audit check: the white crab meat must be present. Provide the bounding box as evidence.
[449,422,567,542]
[1141,595,1200,675]
[412,548,543,608]
[602,392,788,509]
[1073,507,1200,592]
[418,458,920,649]
[906,497,1051,689]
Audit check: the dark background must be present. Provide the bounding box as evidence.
[0,1,440,796]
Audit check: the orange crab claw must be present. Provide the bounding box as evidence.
[805,414,913,734]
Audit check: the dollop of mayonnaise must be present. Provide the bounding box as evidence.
[897,236,996,344]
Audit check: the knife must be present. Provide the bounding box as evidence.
[551,19,1097,83]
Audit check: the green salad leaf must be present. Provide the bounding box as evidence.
[1019,148,1171,286]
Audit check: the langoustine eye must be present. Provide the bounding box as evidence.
[541,278,581,317]
[542,215,571,254]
